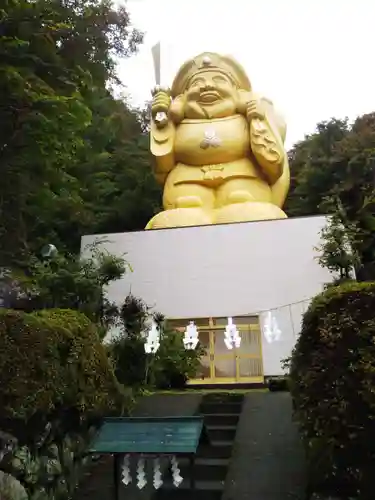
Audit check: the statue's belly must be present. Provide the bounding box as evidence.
[170,158,263,188]
[174,115,250,166]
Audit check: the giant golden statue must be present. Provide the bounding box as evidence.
[146,52,290,229]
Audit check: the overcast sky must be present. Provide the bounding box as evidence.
[117,0,375,149]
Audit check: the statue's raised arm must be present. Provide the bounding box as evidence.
[147,52,290,230]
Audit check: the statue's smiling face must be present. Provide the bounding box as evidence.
[184,71,238,119]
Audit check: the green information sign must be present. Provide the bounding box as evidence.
[89,416,206,455]
[88,416,209,499]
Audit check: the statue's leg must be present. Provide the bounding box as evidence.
[214,178,287,224]
[145,178,215,230]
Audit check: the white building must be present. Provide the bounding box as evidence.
[81,215,332,385]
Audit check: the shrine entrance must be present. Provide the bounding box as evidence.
[167,316,264,384]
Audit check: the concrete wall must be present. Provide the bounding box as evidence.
[81,216,333,376]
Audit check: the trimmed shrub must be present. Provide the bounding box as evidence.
[289,281,375,498]
[32,309,128,414]
[0,308,130,500]
[0,308,129,441]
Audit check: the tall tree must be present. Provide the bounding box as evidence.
[285,118,349,217]
[0,0,90,265]
[0,0,161,268]
[286,113,375,280]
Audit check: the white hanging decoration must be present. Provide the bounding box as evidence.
[153,457,163,489]
[136,457,147,489]
[144,321,160,354]
[262,311,282,344]
[224,317,241,350]
[183,321,199,350]
[121,454,132,485]
[170,455,183,487]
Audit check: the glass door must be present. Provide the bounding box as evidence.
[236,325,264,383]
[169,316,264,385]
[211,328,237,383]
[194,329,212,381]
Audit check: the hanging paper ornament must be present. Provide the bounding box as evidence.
[121,454,132,485]
[136,457,147,489]
[183,321,199,350]
[170,455,183,487]
[153,457,163,489]
[224,317,241,350]
[262,311,282,343]
[144,322,160,353]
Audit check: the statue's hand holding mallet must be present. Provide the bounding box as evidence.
[246,95,266,122]
[151,85,171,129]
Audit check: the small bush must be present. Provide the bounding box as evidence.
[110,295,203,390]
[111,328,203,390]
[111,335,148,388]
[289,281,375,497]
[153,329,203,389]
[267,377,289,392]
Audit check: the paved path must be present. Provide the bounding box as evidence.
[223,392,307,500]
[74,391,307,500]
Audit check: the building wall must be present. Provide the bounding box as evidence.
[81,216,333,376]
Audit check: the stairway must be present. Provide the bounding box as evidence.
[154,393,244,500]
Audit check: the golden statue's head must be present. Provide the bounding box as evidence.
[169,52,252,121]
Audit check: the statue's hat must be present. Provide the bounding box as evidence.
[171,52,252,97]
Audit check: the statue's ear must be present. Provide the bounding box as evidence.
[236,89,251,115]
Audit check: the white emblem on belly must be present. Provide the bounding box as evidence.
[200,129,222,149]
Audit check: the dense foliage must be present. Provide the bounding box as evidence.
[286,114,375,280]
[1,242,129,339]
[0,307,128,499]
[0,0,162,269]
[110,295,203,389]
[289,281,375,498]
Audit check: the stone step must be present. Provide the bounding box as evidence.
[166,461,228,482]
[160,479,224,490]
[204,413,240,426]
[206,425,237,442]
[186,457,229,467]
[203,393,244,403]
[155,487,222,500]
[155,480,224,500]
[197,442,233,459]
[200,402,243,414]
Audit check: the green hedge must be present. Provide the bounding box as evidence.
[0,308,130,499]
[0,308,129,439]
[289,281,375,497]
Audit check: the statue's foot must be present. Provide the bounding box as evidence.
[145,208,213,229]
[214,202,287,224]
